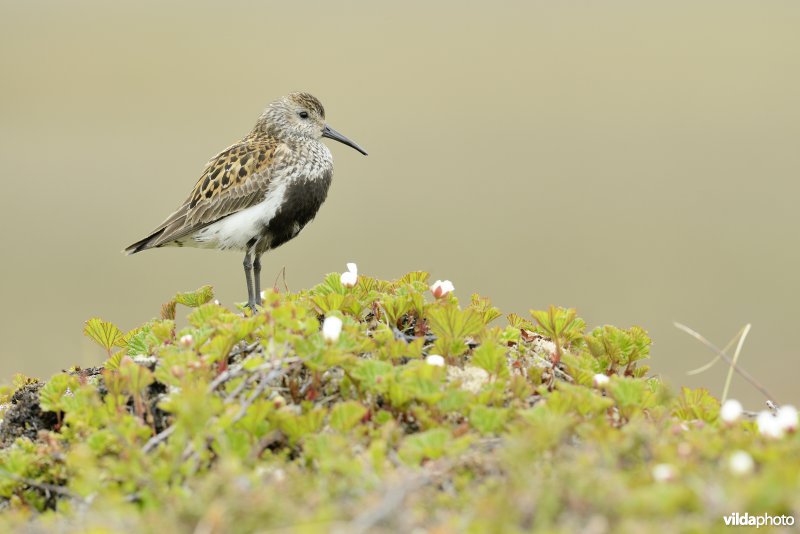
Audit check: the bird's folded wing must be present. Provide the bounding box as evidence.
[138,138,286,248]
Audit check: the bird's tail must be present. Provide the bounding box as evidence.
[123,229,166,255]
[123,203,190,255]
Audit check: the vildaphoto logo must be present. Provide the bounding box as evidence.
[723,512,795,528]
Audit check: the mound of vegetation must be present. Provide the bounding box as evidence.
[0,270,797,532]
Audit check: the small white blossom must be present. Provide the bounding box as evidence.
[425,354,446,367]
[592,373,610,388]
[213,299,220,305]
[340,262,358,288]
[322,316,343,343]
[776,405,798,433]
[179,334,194,347]
[430,280,455,298]
[260,290,267,301]
[652,463,676,483]
[728,450,755,475]
[756,410,785,439]
[719,399,743,424]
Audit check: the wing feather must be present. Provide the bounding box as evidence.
[124,137,284,254]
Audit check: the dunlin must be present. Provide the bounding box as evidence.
[125,92,367,310]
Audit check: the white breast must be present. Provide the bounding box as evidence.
[188,180,289,251]
[180,139,333,252]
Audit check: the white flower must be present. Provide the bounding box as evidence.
[728,450,755,475]
[340,262,358,288]
[430,280,455,298]
[425,354,446,367]
[719,399,743,424]
[322,316,343,343]
[592,373,610,388]
[179,334,194,347]
[776,405,798,433]
[260,290,267,301]
[756,410,785,439]
[652,464,676,483]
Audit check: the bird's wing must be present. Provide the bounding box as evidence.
[125,137,286,253]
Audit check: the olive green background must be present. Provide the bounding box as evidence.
[1,1,798,408]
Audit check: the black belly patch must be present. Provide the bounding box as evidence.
[265,171,332,250]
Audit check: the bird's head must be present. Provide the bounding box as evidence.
[255,92,367,155]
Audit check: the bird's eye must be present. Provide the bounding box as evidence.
[298,111,309,119]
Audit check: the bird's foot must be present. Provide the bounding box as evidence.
[245,302,259,314]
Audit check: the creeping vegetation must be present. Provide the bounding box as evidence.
[0,272,797,532]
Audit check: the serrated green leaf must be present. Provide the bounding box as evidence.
[175,285,214,308]
[471,339,509,379]
[329,401,368,432]
[83,317,124,352]
[39,374,79,413]
[104,351,125,371]
[469,294,503,324]
[426,306,483,340]
[116,327,144,349]
[351,360,393,392]
[398,271,430,285]
[118,358,154,393]
[469,405,509,435]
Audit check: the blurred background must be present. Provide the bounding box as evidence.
[1,1,798,408]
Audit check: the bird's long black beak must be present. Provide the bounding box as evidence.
[322,124,368,155]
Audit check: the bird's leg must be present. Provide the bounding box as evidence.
[243,251,256,311]
[253,255,262,305]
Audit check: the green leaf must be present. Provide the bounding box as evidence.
[350,360,393,392]
[398,428,450,464]
[380,294,412,326]
[118,358,154,394]
[116,327,144,349]
[311,293,346,314]
[201,334,236,364]
[83,317,124,352]
[546,383,614,417]
[398,271,430,285]
[507,313,534,330]
[530,306,585,347]
[530,306,586,362]
[104,351,125,371]
[471,339,509,379]
[39,374,79,413]
[469,405,509,435]
[279,408,326,444]
[125,328,151,357]
[469,294,503,324]
[309,272,346,297]
[673,387,720,423]
[175,285,214,308]
[329,401,368,432]
[585,325,651,374]
[437,389,470,413]
[188,303,225,328]
[426,306,484,340]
